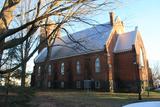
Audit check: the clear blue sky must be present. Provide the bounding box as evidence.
[121,0,160,67]
[87,0,160,65]
[115,0,160,64]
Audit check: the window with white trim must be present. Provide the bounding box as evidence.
[61,81,64,88]
[48,65,52,76]
[61,63,64,75]
[95,58,100,73]
[139,48,144,67]
[38,66,41,76]
[76,81,81,88]
[95,81,100,89]
[76,61,80,74]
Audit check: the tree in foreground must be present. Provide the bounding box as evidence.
[0,0,118,87]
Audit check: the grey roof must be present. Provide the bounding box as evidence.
[35,23,112,63]
[114,30,137,53]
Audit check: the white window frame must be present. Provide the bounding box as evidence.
[48,65,52,76]
[95,81,100,89]
[95,58,100,73]
[61,63,64,75]
[76,61,80,74]
[76,81,81,88]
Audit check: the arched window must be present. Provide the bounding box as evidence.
[61,63,64,75]
[48,65,52,76]
[139,48,144,67]
[38,66,41,76]
[76,61,80,74]
[95,57,100,73]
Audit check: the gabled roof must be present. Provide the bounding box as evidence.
[35,23,113,63]
[114,30,137,53]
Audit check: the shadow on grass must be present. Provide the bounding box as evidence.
[0,86,35,107]
[32,89,160,107]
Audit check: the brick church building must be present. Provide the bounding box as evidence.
[31,12,152,92]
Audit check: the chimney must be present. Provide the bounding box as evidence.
[109,12,115,26]
[135,26,138,31]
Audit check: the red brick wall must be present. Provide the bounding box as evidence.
[133,32,149,90]
[105,20,125,91]
[51,51,109,81]
[113,31,150,91]
[33,51,109,88]
[135,32,149,82]
[114,51,139,81]
[106,30,118,80]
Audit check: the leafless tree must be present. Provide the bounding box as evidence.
[0,0,20,68]
[151,61,160,87]
[0,0,118,76]
[13,0,39,87]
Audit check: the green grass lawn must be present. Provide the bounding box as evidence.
[30,90,160,107]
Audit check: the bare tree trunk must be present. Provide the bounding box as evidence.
[21,40,29,87]
[0,0,116,76]
[5,73,10,107]
[21,62,26,87]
